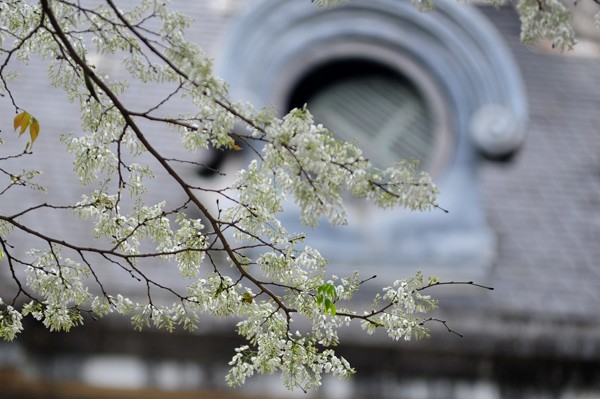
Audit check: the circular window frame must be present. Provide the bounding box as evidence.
[270,41,454,179]
[217,0,527,280]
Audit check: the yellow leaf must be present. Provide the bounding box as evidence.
[14,111,30,135]
[13,112,24,130]
[241,292,254,303]
[228,137,242,151]
[29,117,40,144]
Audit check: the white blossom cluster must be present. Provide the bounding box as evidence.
[517,0,576,50]
[0,0,588,390]
[0,297,22,341]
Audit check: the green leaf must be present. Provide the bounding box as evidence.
[329,304,336,316]
[316,283,338,315]
[84,71,100,102]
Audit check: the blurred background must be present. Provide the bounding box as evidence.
[1,0,600,398]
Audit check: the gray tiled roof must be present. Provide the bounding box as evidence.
[478,6,600,319]
[1,1,599,359]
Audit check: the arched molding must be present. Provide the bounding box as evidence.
[219,0,527,158]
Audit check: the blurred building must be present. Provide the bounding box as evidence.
[1,0,600,398]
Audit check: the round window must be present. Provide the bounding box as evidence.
[288,59,435,170]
